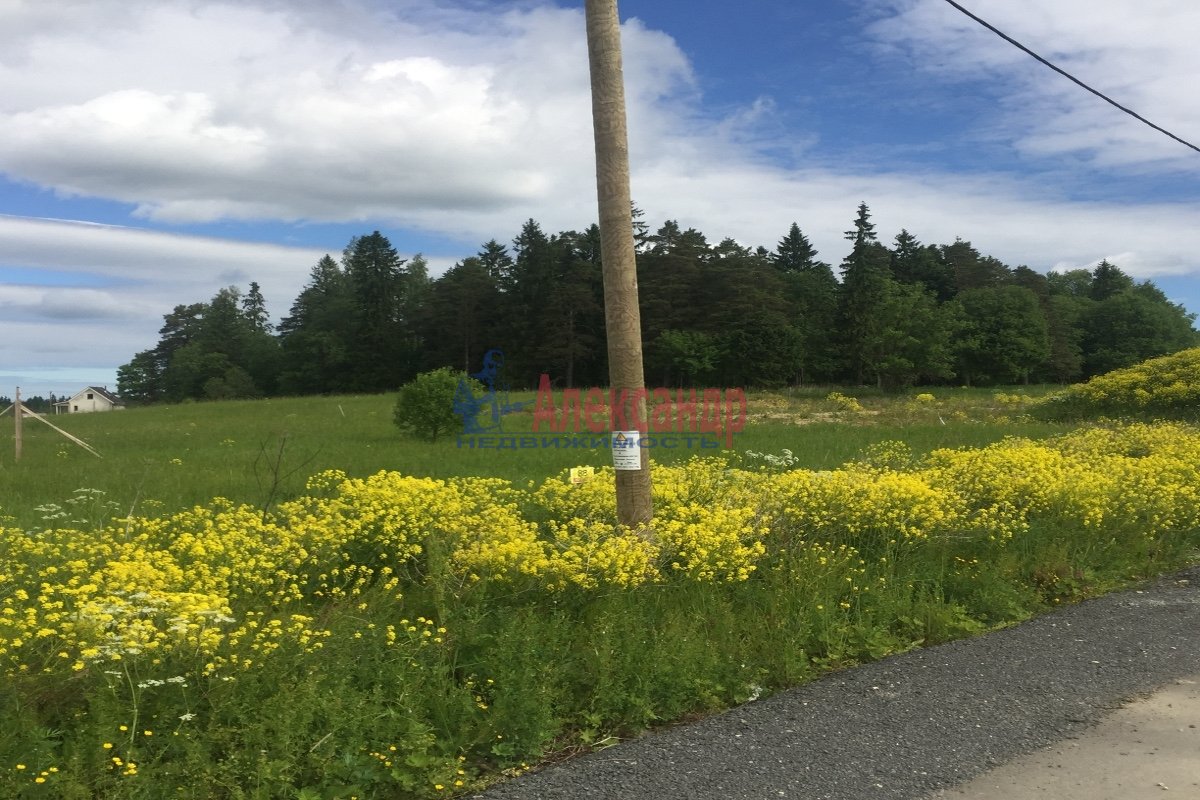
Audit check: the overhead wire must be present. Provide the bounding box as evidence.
[939,0,1200,154]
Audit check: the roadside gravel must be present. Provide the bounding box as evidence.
[472,565,1200,800]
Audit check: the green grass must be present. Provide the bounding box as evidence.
[0,387,1069,530]
[5,387,1198,799]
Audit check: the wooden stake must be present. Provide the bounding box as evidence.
[14,387,22,462]
[6,388,103,459]
[20,405,103,458]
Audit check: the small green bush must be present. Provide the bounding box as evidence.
[394,368,479,442]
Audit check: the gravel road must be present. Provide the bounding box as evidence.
[472,566,1200,800]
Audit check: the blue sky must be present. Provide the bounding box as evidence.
[2,0,1198,398]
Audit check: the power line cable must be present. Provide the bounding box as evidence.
[939,0,1200,154]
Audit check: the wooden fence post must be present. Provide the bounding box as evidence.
[14,387,22,462]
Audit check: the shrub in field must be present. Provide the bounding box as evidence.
[1030,347,1200,420]
[743,448,799,469]
[394,367,480,441]
[825,391,863,412]
[4,421,1200,797]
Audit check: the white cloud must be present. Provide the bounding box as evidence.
[0,284,150,320]
[3,0,1195,240]
[0,0,1198,397]
[865,0,1200,171]
[628,162,1200,281]
[0,214,327,290]
[0,1,692,230]
[0,215,329,394]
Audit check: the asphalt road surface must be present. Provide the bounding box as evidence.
[473,566,1200,800]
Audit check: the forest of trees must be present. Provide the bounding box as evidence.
[116,203,1199,403]
[0,394,64,413]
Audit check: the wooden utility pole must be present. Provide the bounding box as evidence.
[14,386,22,462]
[585,0,654,528]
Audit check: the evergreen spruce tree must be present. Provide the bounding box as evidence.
[837,203,893,383]
[773,223,838,382]
[278,255,355,394]
[891,230,955,301]
[241,281,271,332]
[477,239,515,283]
[343,231,408,391]
[1089,259,1134,301]
[424,256,502,373]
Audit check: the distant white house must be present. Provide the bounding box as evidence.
[54,386,125,414]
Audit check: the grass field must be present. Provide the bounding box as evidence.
[17,384,1188,799]
[1,386,1067,530]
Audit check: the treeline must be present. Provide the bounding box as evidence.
[117,203,1198,402]
[0,394,62,413]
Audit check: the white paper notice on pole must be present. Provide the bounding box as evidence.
[611,430,642,470]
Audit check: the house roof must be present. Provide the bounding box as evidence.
[65,386,124,405]
[90,386,122,404]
